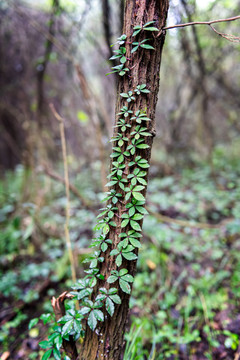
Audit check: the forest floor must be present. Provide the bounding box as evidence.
[1,149,240,359]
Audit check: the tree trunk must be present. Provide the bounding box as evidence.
[80,1,169,359]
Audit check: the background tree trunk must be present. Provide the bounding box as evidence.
[80,1,169,359]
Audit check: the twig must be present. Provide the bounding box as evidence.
[49,104,77,284]
[147,207,232,230]
[162,15,240,42]
[41,164,92,209]
[209,24,240,43]
[163,15,240,30]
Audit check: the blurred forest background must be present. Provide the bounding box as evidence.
[1,0,240,359]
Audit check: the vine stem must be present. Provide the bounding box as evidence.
[49,103,77,284]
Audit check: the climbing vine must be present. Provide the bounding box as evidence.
[36,20,159,360]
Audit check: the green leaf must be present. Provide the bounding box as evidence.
[137,144,149,149]
[79,307,91,315]
[29,318,39,330]
[106,298,115,316]
[120,56,127,64]
[107,275,118,283]
[101,242,108,252]
[76,289,92,300]
[40,313,52,325]
[110,249,119,256]
[129,206,135,217]
[39,341,51,350]
[109,54,121,60]
[144,26,159,31]
[99,288,107,295]
[130,230,142,237]
[136,206,148,214]
[119,268,128,276]
[120,93,128,98]
[88,311,97,331]
[133,25,141,30]
[131,46,139,53]
[130,220,141,232]
[112,197,118,204]
[125,192,131,201]
[143,21,155,27]
[138,163,150,169]
[93,309,104,322]
[137,177,147,185]
[134,185,145,192]
[119,182,126,191]
[110,294,121,304]
[62,320,73,336]
[132,192,145,202]
[58,315,72,323]
[103,224,110,234]
[42,349,53,360]
[129,238,141,248]
[106,180,118,187]
[73,320,83,334]
[122,274,134,282]
[132,213,144,221]
[53,348,61,360]
[140,44,155,50]
[118,154,124,163]
[124,245,134,252]
[119,279,131,294]
[90,259,98,268]
[132,29,141,36]
[106,70,118,76]
[96,293,105,302]
[54,334,63,349]
[119,238,128,248]
[131,177,137,186]
[121,218,129,228]
[48,331,60,341]
[123,252,138,261]
[109,288,118,295]
[116,254,122,267]
[89,277,97,287]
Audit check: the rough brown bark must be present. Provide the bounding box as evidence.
[79,1,169,360]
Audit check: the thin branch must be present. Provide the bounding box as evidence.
[49,104,77,284]
[163,15,240,30]
[209,24,240,43]
[147,207,232,230]
[41,164,92,209]
[162,15,240,42]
